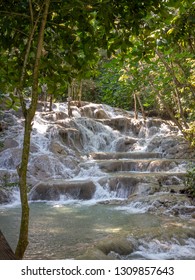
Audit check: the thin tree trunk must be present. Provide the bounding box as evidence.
[17,3,44,115]
[15,116,32,259]
[157,93,186,135]
[156,50,182,88]
[134,93,138,119]
[15,0,50,259]
[49,93,53,111]
[174,87,189,129]
[136,92,146,120]
[78,80,82,106]
[68,84,72,117]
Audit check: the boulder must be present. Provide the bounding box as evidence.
[76,248,114,260]
[77,237,135,260]
[0,148,22,169]
[3,138,18,150]
[29,179,96,200]
[59,128,81,146]
[80,104,96,118]
[49,142,67,155]
[96,237,135,255]
[191,212,195,219]
[94,109,110,119]
[0,189,10,204]
[98,177,139,198]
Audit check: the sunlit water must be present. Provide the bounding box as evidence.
[0,201,195,260]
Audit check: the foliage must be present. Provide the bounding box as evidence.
[185,165,195,198]
[93,0,195,142]
[95,57,133,109]
[184,122,195,147]
[0,174,18,190]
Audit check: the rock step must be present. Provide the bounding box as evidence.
[83,158,194,173]
[97,173,186,198]
[90,152,162,160]
[29,179,96,201]
[105,171,186,178]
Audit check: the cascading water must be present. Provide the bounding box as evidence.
[0,102,195,259]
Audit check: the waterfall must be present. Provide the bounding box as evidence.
[1,102,195,260]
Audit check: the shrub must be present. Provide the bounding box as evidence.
[185,165,195,198]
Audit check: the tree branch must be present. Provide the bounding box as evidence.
[29,0,34,26]
[17,2,45,116]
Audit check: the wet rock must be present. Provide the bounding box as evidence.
[2,112,17,126]
[147,118,167,128]
[2,138,18,150]
[49,142,67,155]
[191,213,195,219]
[159,175,185,186]
[29,179,96,200]
[76,248,114,260]
[135,182,161,195]
[28,154,76,180]
[80,104,97,118]
[90,151,162,160]
[0,148,22,169]
[147,160,178,172]
[94,108,110,119]
[59,128,81,146]
[147,134,195,159]
[0,121,8,132]
[100,117,135,134]
[141,193,194,215]
[41,111,56,121]
[98,177,138,198]
[96,237,135,256]
[71,106,81,117]
[0,189,10,204]
[55,111,68,120]
[112,137,137,152]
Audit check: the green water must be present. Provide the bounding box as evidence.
[1,201,195,259]
[0,202,163,259]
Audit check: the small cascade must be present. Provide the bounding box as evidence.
[127,238,195,260]
[1,101,195,206]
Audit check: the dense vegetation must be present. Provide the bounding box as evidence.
[0,0,195,259]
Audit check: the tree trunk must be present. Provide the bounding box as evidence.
[134,93,138,119]
[49,93,53,111]
[67,84,72,117]
[15,0,50,260]
[15,115,32,259]
[136,92,146,120]
[157,93,186,136]
[78,80,82,106]
[174,87,189,129]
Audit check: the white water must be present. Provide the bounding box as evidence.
[115,202,150,214]
[128,238,195,260]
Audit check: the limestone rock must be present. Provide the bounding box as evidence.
[29,179,96,200]
[96,237,135,255]
[1,138,18,150]
[94,108,110,119]
[0,189,10,204]
[191,212,195,219]
[59,128,80,145]
[76,248,114,260]
[49,142,67,155]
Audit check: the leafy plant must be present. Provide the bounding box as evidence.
[185,165,195,198]
[0,174,18,190]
